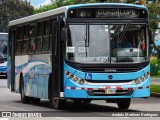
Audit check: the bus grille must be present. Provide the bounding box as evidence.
[80,66,140,73]
[87,90,133,96]
[86,80,132,83]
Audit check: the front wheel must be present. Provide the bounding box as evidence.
[52,98,66,110]
[116,98,131,109]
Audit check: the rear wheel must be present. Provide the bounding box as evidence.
[31,98,40,104]
[52,97,66,110]
[21,82,30,103]
[116,98,131,109]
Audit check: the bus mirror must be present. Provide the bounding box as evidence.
[149,44,154,55]
[148,28,154,44]
[61,28,66,42]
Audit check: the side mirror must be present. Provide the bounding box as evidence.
[148,28,154,44]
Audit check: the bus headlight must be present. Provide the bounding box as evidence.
[135,71,149,84]
[78,79,85,85]
[65,71,87,85]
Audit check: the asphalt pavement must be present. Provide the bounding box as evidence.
[0,78,160,119]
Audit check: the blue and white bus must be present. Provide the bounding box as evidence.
[0,33,7,78]
[8,3,151,109]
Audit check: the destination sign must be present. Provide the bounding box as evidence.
[68,7,147,19]
[96,8,140,18]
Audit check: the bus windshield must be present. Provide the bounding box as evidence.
[66,24,148,64]
[0,34,8,58]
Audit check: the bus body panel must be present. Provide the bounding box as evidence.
[8,54,51,99]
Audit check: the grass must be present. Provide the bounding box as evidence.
[150,84,160,93]
[152,70,160,78]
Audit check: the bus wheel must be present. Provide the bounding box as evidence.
[73,99,83,103]
[83,99,92,103]
[116,98,131,109]
[31,98,40,104]
[21,81,30,103]
[52,98,66,110]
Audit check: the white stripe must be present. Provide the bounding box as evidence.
[60,92,64,97]
[22,61,48,74]
[55,117,72,120]
[66,87,71,89]
[0,118,9,120]
[75,87,81,90]
[3,105,29,111]
[111,86,116,88]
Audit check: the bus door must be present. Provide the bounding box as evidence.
[51,16,65,98]
[51,20,60,97]
[10,30,16,91]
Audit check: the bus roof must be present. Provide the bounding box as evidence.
[9,3,147,27]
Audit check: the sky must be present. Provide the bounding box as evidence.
[28,0,52,8]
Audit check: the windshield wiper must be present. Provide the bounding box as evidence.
[116,58,133,62]
[118,20,131,43]
[84,22,90,57]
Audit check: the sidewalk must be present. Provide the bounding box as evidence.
[150,77,160,98]
[150,77,160,85]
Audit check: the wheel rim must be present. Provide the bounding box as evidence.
[21,86,24,101]
[53,98,59,109]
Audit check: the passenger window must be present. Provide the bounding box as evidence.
[29,25,36,53]
[44,20,50,35]
[16,27,23,55]
[43,20,50,52]
[37,22,43,53]
[22,40,28,54]
[22,25,29,54]
[37,38,42,53]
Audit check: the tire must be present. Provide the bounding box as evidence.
[73,99,83,103]
[116,98,131,109]
[83,99,92,103]
[52,97,66,110]
[20,78,30,104]
[31,97,40,104]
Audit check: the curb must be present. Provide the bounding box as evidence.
[151,92,160,98]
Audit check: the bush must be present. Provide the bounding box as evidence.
[150,57,159,76]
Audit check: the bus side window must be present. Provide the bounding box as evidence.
[22,25,29,54]
[43,20,50,52]
[37,22,43,53]
[16,27,23,55]
[29,25,36,53]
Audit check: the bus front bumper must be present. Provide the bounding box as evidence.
[64,78,150,99]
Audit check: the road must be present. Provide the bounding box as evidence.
[0,79,160,120]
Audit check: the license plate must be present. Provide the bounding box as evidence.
[105,88,116,94]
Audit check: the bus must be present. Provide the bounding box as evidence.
[0,33,8,78]
[8,3,151,110]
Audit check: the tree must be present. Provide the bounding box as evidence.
[147,3,160,30]
[0,0,34,32]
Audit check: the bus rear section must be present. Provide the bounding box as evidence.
[0,33,8,78]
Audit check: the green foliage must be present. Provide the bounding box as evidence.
[0,0,34,32]
[150,84,160,93]
[147,3,160,30]
[150,57,159,76]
